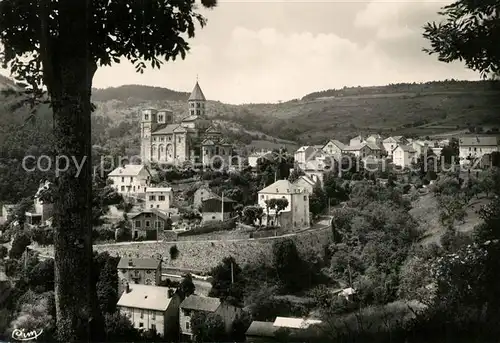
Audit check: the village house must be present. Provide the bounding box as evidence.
[193,185,218,209]
[343,143,372,159]
[459,135,500,165]
[25,180,53,229]
[292,175,316,194]
[411,140,429,156]
[179,295,241,340]
[294,146,321,169]
[383,136,407,158]
[349,135,365,146]
[245,317,323,343]
[392,144,417,168]
[247,150,273,168]
[201,194,236,222]
[108,164,152,196]
[117,257,162,295]
[129,209,173,240]
[145,187,173,211]
[321,139,346,158]
[257,179,309,229]
[365,134,383,146]
[117,283,181,338]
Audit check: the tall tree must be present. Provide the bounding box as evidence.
[423,0,500,77]
[0,0,217,340]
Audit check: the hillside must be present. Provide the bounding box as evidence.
[1,79,499,160]
[91,80,500,145]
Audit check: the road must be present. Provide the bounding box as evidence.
[162,272,212,296]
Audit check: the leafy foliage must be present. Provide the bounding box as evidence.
[190,311,226,343]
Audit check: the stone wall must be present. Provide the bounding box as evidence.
[35,227,332,272]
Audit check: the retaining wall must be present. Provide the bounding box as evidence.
[34,227,332,272]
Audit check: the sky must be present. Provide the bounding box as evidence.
[2,0,481,104]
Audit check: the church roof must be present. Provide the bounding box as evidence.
[182,115,200,122]
[188,82,206,101]
[202,139,215,146]
[152,124,179,135]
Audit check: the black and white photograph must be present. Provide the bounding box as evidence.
[0,0,499,342]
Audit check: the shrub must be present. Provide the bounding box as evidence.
[169,245,179,260]
[9,232,31,259]
[0,245,7,259]
[177,219,237,237]
[30,228,54,246]
[93,226,116,242]
[115,226,131,242]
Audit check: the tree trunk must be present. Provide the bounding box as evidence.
[45,0,102,341]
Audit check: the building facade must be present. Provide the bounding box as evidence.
[140,82,232,165]
[108,165,151,196]
[392,145,417,168]
[117,283,180,338]
[257,180,310,229]
[117,257,162,295]
[179,295,240,340]
[129,209,172,240]
[459,136,500,165]
[145,187,173,211]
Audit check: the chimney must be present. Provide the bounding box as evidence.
[128,259,133,266]
[167,289,174,298]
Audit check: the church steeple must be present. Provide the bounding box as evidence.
[188,80,206,117]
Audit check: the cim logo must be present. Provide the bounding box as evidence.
[11,328,43,341]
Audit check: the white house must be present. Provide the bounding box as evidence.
[392,145,417,168]
[25,180,54,228]
[117,283,181,338]
[383,137,400,157]
[248,150,273,168]
[108,164,151,196]
[343,144,372,158]
[145,187,173,211]
[294,146,320,169]
[459,135,500,165]
[412,140,429,156]
[321,139,346,157]
[293,175,316,194]
[257,179,309,229]
[179,295,240,340]
[365,134,383,145]
[349,135,365,146]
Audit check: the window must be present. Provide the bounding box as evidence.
[153,137,157,142]
[186,322,190,330]
[160,137,165,142]
[304,195,307,201]
[196,109,200,115]
[196,102,200,108]
[151,324,156,331]
[260,195,264,199]
[140,310,144,319]
[168,136,171,141]
[145,221,150,227]
[276,188,279,193]
[149,195,156,201]
[150,205,153,208]
[157,205,160,208]
[474,147,477,152]
[139,322,144,328]
[158,115,164,122]
[121,177,124,182]
[152,311,156,320]
[144,114,149,120]
[178,137,181,143]
[159,195,165,201]
[146,270,151,274]
[155,221,163,229]
[135,221,141,228]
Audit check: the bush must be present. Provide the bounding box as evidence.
[0,245,7,259]
[169,245,179,260]
[115,226,131,242]
[177,219,237,237]
[30,228,54,246]
[93,226,116,242]
[9,232,31,259]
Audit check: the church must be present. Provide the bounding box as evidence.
[140,81,232,166]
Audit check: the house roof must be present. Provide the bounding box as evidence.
[129,209,171,221]
[151,123,179,135]
[367,134,382,140]
[145,187,172,193]
[459,136,500,146]
[363,142,381,150]
[324,139,346,150]
[273,317,322,329]
[117,284,175,311]
[343,145,362,151]
[180,295,221,312]
[117,257,161,270]
[383,136,398,143]
[350,135,363,141]
[295,146,312,153]
[245,321,279,337]
[181,115,200,122]
[259,179,303,194]
[295,175,316,186]
[188,81,206,101]
[108,164,146,177]
[394,144,416,153]
[202,193,235,203]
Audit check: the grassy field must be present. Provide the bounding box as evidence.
[411,193,488,246]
